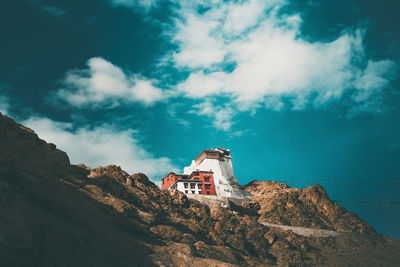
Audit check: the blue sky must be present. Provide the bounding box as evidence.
[1,0,399,237]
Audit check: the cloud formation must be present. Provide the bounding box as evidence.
[51,0,397,131]
[168,0,396,127]
[41,5,66,16]
[1,83,175,180]
[23,116,177,179]
[53,57,166,108]
[190,102,236,131]
[110,0,157,9]
[27,0,66,16]
[0,86,10,115]
[0,95,9,115]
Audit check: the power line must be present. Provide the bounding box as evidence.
[264,180,400,205]
[271,180,400,185]
[333,200,400,205]
[259,179,400,205]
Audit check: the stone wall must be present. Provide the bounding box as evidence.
[186,194,230,208]
[186,194,251,209]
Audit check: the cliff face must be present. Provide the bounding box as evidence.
[0,113,399,267]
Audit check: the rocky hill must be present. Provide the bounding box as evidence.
[1,113,399,266]
[244,180,375,234]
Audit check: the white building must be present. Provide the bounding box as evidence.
[183,147,251,199]
[171,179,203,195]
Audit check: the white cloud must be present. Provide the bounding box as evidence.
[48,0,397,132]
[0,86,10,115]
[27,0,66,16]
[166,103,190,127]
[110,0,157,9]
[171,14,226,69]
[23,116,177,179]
[53,57,166,107]
[190,102,236,131]
[0,96,9,115]
[168,0,396,123]
[352,60,395,103]
[41,5,66,16]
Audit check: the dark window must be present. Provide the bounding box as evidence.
[190,183,195,189]
[191,191,195,194]
[199,191,202,194]
[184,183,188,188]
[197,184,201,189]
[185,190,188,194]
[205,184,211,190]
[206,191,210,195]
[205,177,210,182]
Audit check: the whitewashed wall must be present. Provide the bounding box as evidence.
[176,181,202,195]
[183,149,250,198]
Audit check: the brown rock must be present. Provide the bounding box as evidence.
[0,113,399,266]
[245,180,376,234]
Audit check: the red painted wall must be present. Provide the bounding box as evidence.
[161,173,181,190]
[189,171,216,196]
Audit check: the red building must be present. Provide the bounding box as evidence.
[161,171,217,196]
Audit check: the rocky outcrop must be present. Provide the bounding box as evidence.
[244,180,375,234]
[0,113,399,266]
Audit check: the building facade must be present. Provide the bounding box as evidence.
[162,147,251,199]
[161,171,217,196]
[184,147,250,198]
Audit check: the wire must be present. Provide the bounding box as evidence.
[333,200,400,205]
[264,180,400,205]
[271,180,400,185]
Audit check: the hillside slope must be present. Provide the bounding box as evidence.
[1,113,399,266]
[244,180,375,233]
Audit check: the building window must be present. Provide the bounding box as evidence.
[185,190,188,194]
[204,177,210,182]
[191,191,195,194]
[184,183,188,188]
[205,184,211,190]
[206,191,210,195]
[199,191,202,194]
[190,183,195,189]
[197,184,201,189]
